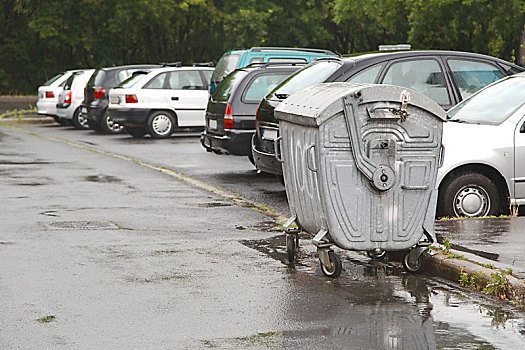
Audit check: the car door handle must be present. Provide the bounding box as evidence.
[171,97,179,101]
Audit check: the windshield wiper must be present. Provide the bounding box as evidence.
[275,93,289,99]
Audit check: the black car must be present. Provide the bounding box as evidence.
[81,64,160,133]
[201,62,304,163]
[252,50,524,177]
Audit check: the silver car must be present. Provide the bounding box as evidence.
[437,72,525,218]
[36,70,79,121]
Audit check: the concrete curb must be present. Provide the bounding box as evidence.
[0,117,55,125]
[426,251,525,303]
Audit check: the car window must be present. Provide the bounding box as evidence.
[64,74,77,90]
[116,72,148,89]
[211,54,241,83]
[201,70,213,84]
[211,70,249,102]
[89,69,106,87]
[43,73,64,86]
[346,64,383,84]
[267,58,307,63]
[272,60,342,97]
[243,73,291,102]
[448,59,505,99]
[448,76,525,125]
[168,70,206,90]
[382,59,450,106]
[144,72,169,89]
[117,69,143,84]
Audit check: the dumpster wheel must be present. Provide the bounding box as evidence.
[402,249,426,273]
[286,234,299,264]
[320,251,342,278]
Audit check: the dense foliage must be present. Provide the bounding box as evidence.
[1,0,524,94]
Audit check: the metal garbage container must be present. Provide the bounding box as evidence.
[275,82,446,277]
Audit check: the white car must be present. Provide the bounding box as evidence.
[36,70,79,121]
[437,72,525,218]
[108,66,213,138]
[56,69,95,129]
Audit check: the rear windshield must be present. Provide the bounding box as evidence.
[43,73,65,86]
[211,70,248,102]
[88,69,107,87]
[243,73,293,102]
[211,54,241,83]
[115,72,149,89]
[271,60,342,97]
[447,76,525,125]
[202,70,213,84]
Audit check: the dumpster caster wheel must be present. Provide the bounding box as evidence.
[320,251,342,278]
[367,249,386,259]
[403,250,426,273]
[286,235,296,264]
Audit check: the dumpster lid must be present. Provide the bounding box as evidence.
[275,82,447,126]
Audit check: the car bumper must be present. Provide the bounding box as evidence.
[108,108,150,127]
[251,134,282,175]
[37,100,58,116]
[201,129,254,156]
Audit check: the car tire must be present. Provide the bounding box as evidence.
[72,108,89,130]
[87,118,103,132]
[125,127,147,138]
[101,113,124,134]
[438,172,501,218]
[147,111,175,139]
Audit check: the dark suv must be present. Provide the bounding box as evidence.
[252,50,524,176]
[81,64,160,133]
[201,62,304,163]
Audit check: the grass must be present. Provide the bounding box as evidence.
[37,315,56,323]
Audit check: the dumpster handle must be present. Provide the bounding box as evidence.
[343,95,395,191]
[274,136,283,163]
[306,145,317,172]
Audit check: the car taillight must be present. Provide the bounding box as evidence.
[224,102,233,129]
[125,94,138,103]
[64,91,72,104]
[45,91,54,98]
[94,88,107,99]
[255,103,260,130]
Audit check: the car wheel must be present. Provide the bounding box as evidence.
[87,118,103,132]
[72,108,89,130]
[147,111,175,139]
[101,113,124,134]
[438,172,501,218]
[124,127,147,138]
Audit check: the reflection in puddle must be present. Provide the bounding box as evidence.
[85,175,122,183]
[242,235,525,349]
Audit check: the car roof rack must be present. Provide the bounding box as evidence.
[192,62,214,67]
[249,47,336,55]
[160,61,182,67]
[244,61,308,69]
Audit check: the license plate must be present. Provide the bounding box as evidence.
[262,128,278,141]
[109,96,120,104]
[209,119,217,130]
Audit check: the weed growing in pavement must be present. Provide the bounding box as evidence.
[37,315,56,323]
[510,201,519,217]
[459,271,486,291]
[442,237,451,253]
[447,253,466,260]
[0,106,37,120]
[481,263,496,269]
[484,272,513,300]
[505,268,514,275]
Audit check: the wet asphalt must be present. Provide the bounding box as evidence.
[1,121,525,349]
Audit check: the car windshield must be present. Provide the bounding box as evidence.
[210,54,241,83]
[43,73,64,86]
[115,72,148,89]
[270,60,342,97]
[211,70,248,102]
[447,76,525,125]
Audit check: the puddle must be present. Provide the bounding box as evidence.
[85,175,122,183]
[196,202,233,208]
[43,221,118,230]
[15,183,46,186]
